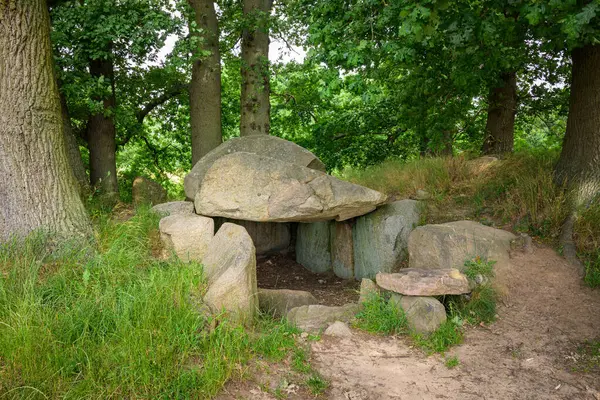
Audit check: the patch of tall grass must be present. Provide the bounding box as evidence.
[0,207,299,398]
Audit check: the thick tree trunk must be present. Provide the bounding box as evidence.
[86,56,119,196]
[188,0,223,165]
[482,72,517,155]
[555,44,600,205]
[60,90,90,196]
[0,0,91,241]
[240,0,273,136]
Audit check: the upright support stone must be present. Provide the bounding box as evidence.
[331,220,354,279]
[353,200,422,279]
[296,221,332,274]
[159,214,214,262]
[214,218,291,255]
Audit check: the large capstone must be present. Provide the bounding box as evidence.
[194,152,387,222]
[159,214,214,262]
[408,220,516,271]
[184,135,326,200]
[202,223,258,323]
[353,200,422,279]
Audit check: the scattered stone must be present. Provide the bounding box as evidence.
[194,152,387,222]
[324,321,353,337]
[215,218,291,255]
[390,294,447,335]
[151,201,194,216]
[203,223,258,323]
[376,269,470,296]
[287,303,360,333]
[159,214,214,262]
[359,278,381,304]
[132,176,167,206]
[258,289,318,318]
[296,221,332,274]
[354,200,422,279]
[510,233,534,255]
[184,135,326,199]
[414,189,431,200]
[330,220,355,279]
[408,220,516,271]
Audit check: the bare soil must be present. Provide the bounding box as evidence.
[220,244,600,400]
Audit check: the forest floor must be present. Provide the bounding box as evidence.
[218,243,600,400]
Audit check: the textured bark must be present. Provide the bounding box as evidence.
[482,72,517,155]
[189,0,222,165]
[555,45,600,205]
[60,90,90,196]
[240,0,273,136]
[0,0,91,241]
[86,56,119,195]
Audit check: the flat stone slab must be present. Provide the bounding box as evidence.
[258,288,318,318]
[287,303,359,333]
[195,152,387,222]
[376,269,470,296]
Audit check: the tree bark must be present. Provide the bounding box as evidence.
[0,0,91,241]
[482,72,517,155]
[555,44,600,205]
[60,89,90,196]
[240,0,273,136]
[188,0,222,165]
[86,56,119,196]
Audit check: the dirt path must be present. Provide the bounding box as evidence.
[313,245,600,400]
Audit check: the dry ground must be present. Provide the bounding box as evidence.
[220,244,600,400]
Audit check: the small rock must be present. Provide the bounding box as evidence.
[359,278,380,304]
[132,176,167,206]
[318,279,326,284]
[376,268,470,296]
[287,303,359,333]
[414,189,431,200]
[510,233,534,255]
[258,289,318,318]
[324,321,353,337]
[390,294,447,335]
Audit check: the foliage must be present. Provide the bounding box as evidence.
[0,207,299,398]
[355,293,409,335]
[445,356,460,369]
[463,257,496,280]
[411,317,464,355]
[448,285,498,326]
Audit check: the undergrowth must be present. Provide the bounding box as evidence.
[354,293,409,335]
[0,207,300,399]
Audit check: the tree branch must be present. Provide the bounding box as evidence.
[135,83,189,124]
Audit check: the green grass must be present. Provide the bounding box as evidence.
[463,257,496,280]
[305,373,328,396]
[355,293,409,335]
[0,207,301,399]
[570,339,600,373]
[445,356,460,368]
[412,318,464,355]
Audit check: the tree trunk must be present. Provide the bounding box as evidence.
[188,0,223,165]
[240,0,273,136]
[0,0,91,241]
[60,89,90,196]
[555,44,600,205]
[86,56,119,196]
[482,72,517,155]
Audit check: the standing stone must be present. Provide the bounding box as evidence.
[390,294,447,335]
[296,221,332,274]
[159,214,214,262]
[258,289,319,317]
[376,269,470,296]
[408,221,516,271]
[152,201,194,216]
[184,135,326,200]
[353,200,422,279]
[203,223,258,323]
[132,176,167,206]
[330,220,354,279]
[215,218,291,255]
